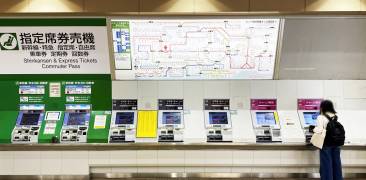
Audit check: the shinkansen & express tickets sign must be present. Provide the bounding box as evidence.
[0,18,110,74]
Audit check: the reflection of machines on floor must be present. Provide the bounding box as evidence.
[60,104,91,143]
[109,99,137,143]
[204,99,232,142]
[158,99,184,142]
[298,99,322,143]
[12,104,45,143]
[251,99,282,143]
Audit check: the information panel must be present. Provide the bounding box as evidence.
[112,18,280,80]
[0,18,110,74]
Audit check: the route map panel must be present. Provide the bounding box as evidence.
[112,18,280,80]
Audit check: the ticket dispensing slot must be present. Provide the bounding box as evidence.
[12,104,45,143]
[158,99,184,142]
[204,99,232,142]
[251,99,281,143]
[109,99,137,143]
[298,99,321,143]
[60,104,90,143]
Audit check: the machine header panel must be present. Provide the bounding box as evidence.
[113,99,138,110]
[298,99,322,110]
[19,104,45,111]
[158,99,183,110]
[65,104,91,111]
[251,99,277,110]
[19,85,45,95]
[204,99,230,110]
[65,85,92,95]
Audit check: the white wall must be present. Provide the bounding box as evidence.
[1,149,365,175]
[112,80,366,111]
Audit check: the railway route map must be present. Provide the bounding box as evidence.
[112,19,280,80]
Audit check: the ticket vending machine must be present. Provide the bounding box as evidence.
[298,99,322,143]
[251,99,281,143]
[109,99,137,143]
[158,99,184,142]
[12,104,45,143]
[204,99,232,142]
[60,104,91,143]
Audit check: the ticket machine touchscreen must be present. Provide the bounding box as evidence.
[162,112,182,125]
[109,99,138,143]
[65,113,87,126]
[12,105,45,143]
[60,105,91,143]
[303,112,319,126]
[204,99,232,142]
[251,99,281,143]
[115,112,135,125]
[256,112,276,126]
[209,112,228,125]
[298,99,322,143]
[19,113,41,126]
[158,99,184,142]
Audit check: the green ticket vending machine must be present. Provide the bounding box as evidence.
[57,84,111,143]
[11,85,48,143]
[60,104,91,143]
[58,104,111,143]
[11,104,45,143]
[0,74,112,144]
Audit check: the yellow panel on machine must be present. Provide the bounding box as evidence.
[136,111,158,138]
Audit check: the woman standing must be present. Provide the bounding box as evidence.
[313,100,343,180]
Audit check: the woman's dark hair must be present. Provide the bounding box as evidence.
[320,100,337,115]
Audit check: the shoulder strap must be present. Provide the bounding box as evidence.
[324,114,337,121]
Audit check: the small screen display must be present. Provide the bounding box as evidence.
[20,113,40,125]
[209,112,228,125]
[162,112,181,124]
[256,112,276,125]
[303,112,319,126]
[67,113,87,125]
[115,112,134,124]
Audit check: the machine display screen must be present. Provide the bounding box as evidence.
[115,112,134,124]
[67,113,87,125]
[209,112,228,124]
[20,113,40,125]
[303,112,319,126]
[162,112,181,124]
[256,112,276,125]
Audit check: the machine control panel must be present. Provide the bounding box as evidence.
[113,99,138,110]
[204,99,230,110]
[204,99,232,142]
[251,99,281,143]
[60,104,91,143]
[158,99,184,142]
[109,99,138,143]
[159,99,183,110]
[298,99,322,143]
[12,104,45,143]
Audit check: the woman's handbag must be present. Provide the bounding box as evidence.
[310,129,326,149]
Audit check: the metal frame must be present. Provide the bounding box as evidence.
[273,18,285,80]
[91,172,366,179]
[0,143,364,151]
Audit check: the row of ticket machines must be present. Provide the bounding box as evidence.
[10,99,320,144]
[12,104,91,143]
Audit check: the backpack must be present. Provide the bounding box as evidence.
[324,115,345,146]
